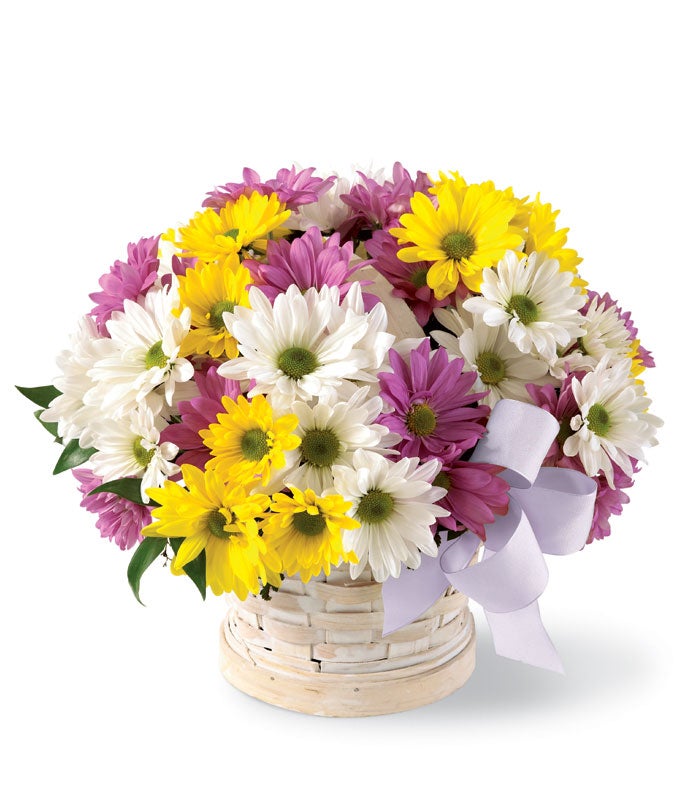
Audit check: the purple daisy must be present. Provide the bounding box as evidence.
[429,454,510,541]
[73,468,152,550]
[203,165,334,211]
[337,162,431,241]
[160,364,242,469]
[587,461,637,543]
[528,377,638,543]
[244,227,377,307]
[378,338,489,458]
[366,229,452,325]
[89,235,161,335]
[170,251,197,279]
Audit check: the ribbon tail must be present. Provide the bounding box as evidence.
[485,601,564,674]
[382,533,479,636]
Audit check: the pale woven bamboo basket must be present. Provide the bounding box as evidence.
[219,563,476,717]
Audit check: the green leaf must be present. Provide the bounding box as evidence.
[52,438,96,474]
[169,538,206,600]
[259,581,280,601]
[88,477,158,507]
[34,409,61,440]
[127,537,167,605]
[16,384,61,408]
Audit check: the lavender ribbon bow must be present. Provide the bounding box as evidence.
[381,399,597,673]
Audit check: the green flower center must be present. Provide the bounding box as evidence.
[441,231,476,261]
[145,340,169,370]
[586,403,612,436]
[356,489,395,524]
[292,511,327,537]
[222,228,239,241]
[132,436,154,468]
[300,428,341,468]
[432,471,451,492]
[476,350,506,385]
[405,403,437,437]
[208,299,236,331]
[507,294,539,325]
[278,346,319,380]
[410,267,429,289]
[557,418,574,444]
[240,428,270,461]
[204,509,237,540]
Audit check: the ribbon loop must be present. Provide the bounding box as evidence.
[471,399,559,489]
[514,468,597,555]
[382,399,597,672]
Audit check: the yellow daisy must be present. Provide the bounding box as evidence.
[176,192,291,265]
[391,177,523,299]
[177,256,251,359]
[430,171,531,232]
[265,487,359,582]
[201,394,300,486]
[525,195,586,287]
[628,339,647,378]
[144,465,280,599]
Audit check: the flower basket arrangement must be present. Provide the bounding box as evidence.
[18,163,661,716]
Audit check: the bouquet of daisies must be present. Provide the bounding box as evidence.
[19,163,661,611]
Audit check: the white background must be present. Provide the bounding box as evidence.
[1,1,677,792]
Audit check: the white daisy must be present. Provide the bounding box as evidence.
[358,266,425,342]
[41,315,109,447]
[89,405,179,503]
[578,294,632,367]
[546,346,592,379]
[219,283,392,403]
[355,164,387,184]
[432,304,553,406]
[331,279,395,387]
[563,355,662,487]
[285,175,352,232]
[86,286,193,418]
[285,386,398,493]
[156,231,182,277]
[161,378,200,420]
[464,250,586,364]
[332,449,448,583]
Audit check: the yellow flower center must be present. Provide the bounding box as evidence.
[240,428,271,461]
[476,351,506,385]
[132,437,154,468]
[278,346,319,380]
[441,231,476,261]
[356,489,394,523]
[507,294,539,324]
[208,299,236,330]
[586,403,611,436]
[405,403,437,436]
[292,511,327,536]
[145,340,169,370]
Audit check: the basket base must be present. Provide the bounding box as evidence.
[219,614,476,717]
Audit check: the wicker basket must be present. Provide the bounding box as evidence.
[219,564,476,716]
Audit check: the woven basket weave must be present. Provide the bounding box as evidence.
[219,563,476,716]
